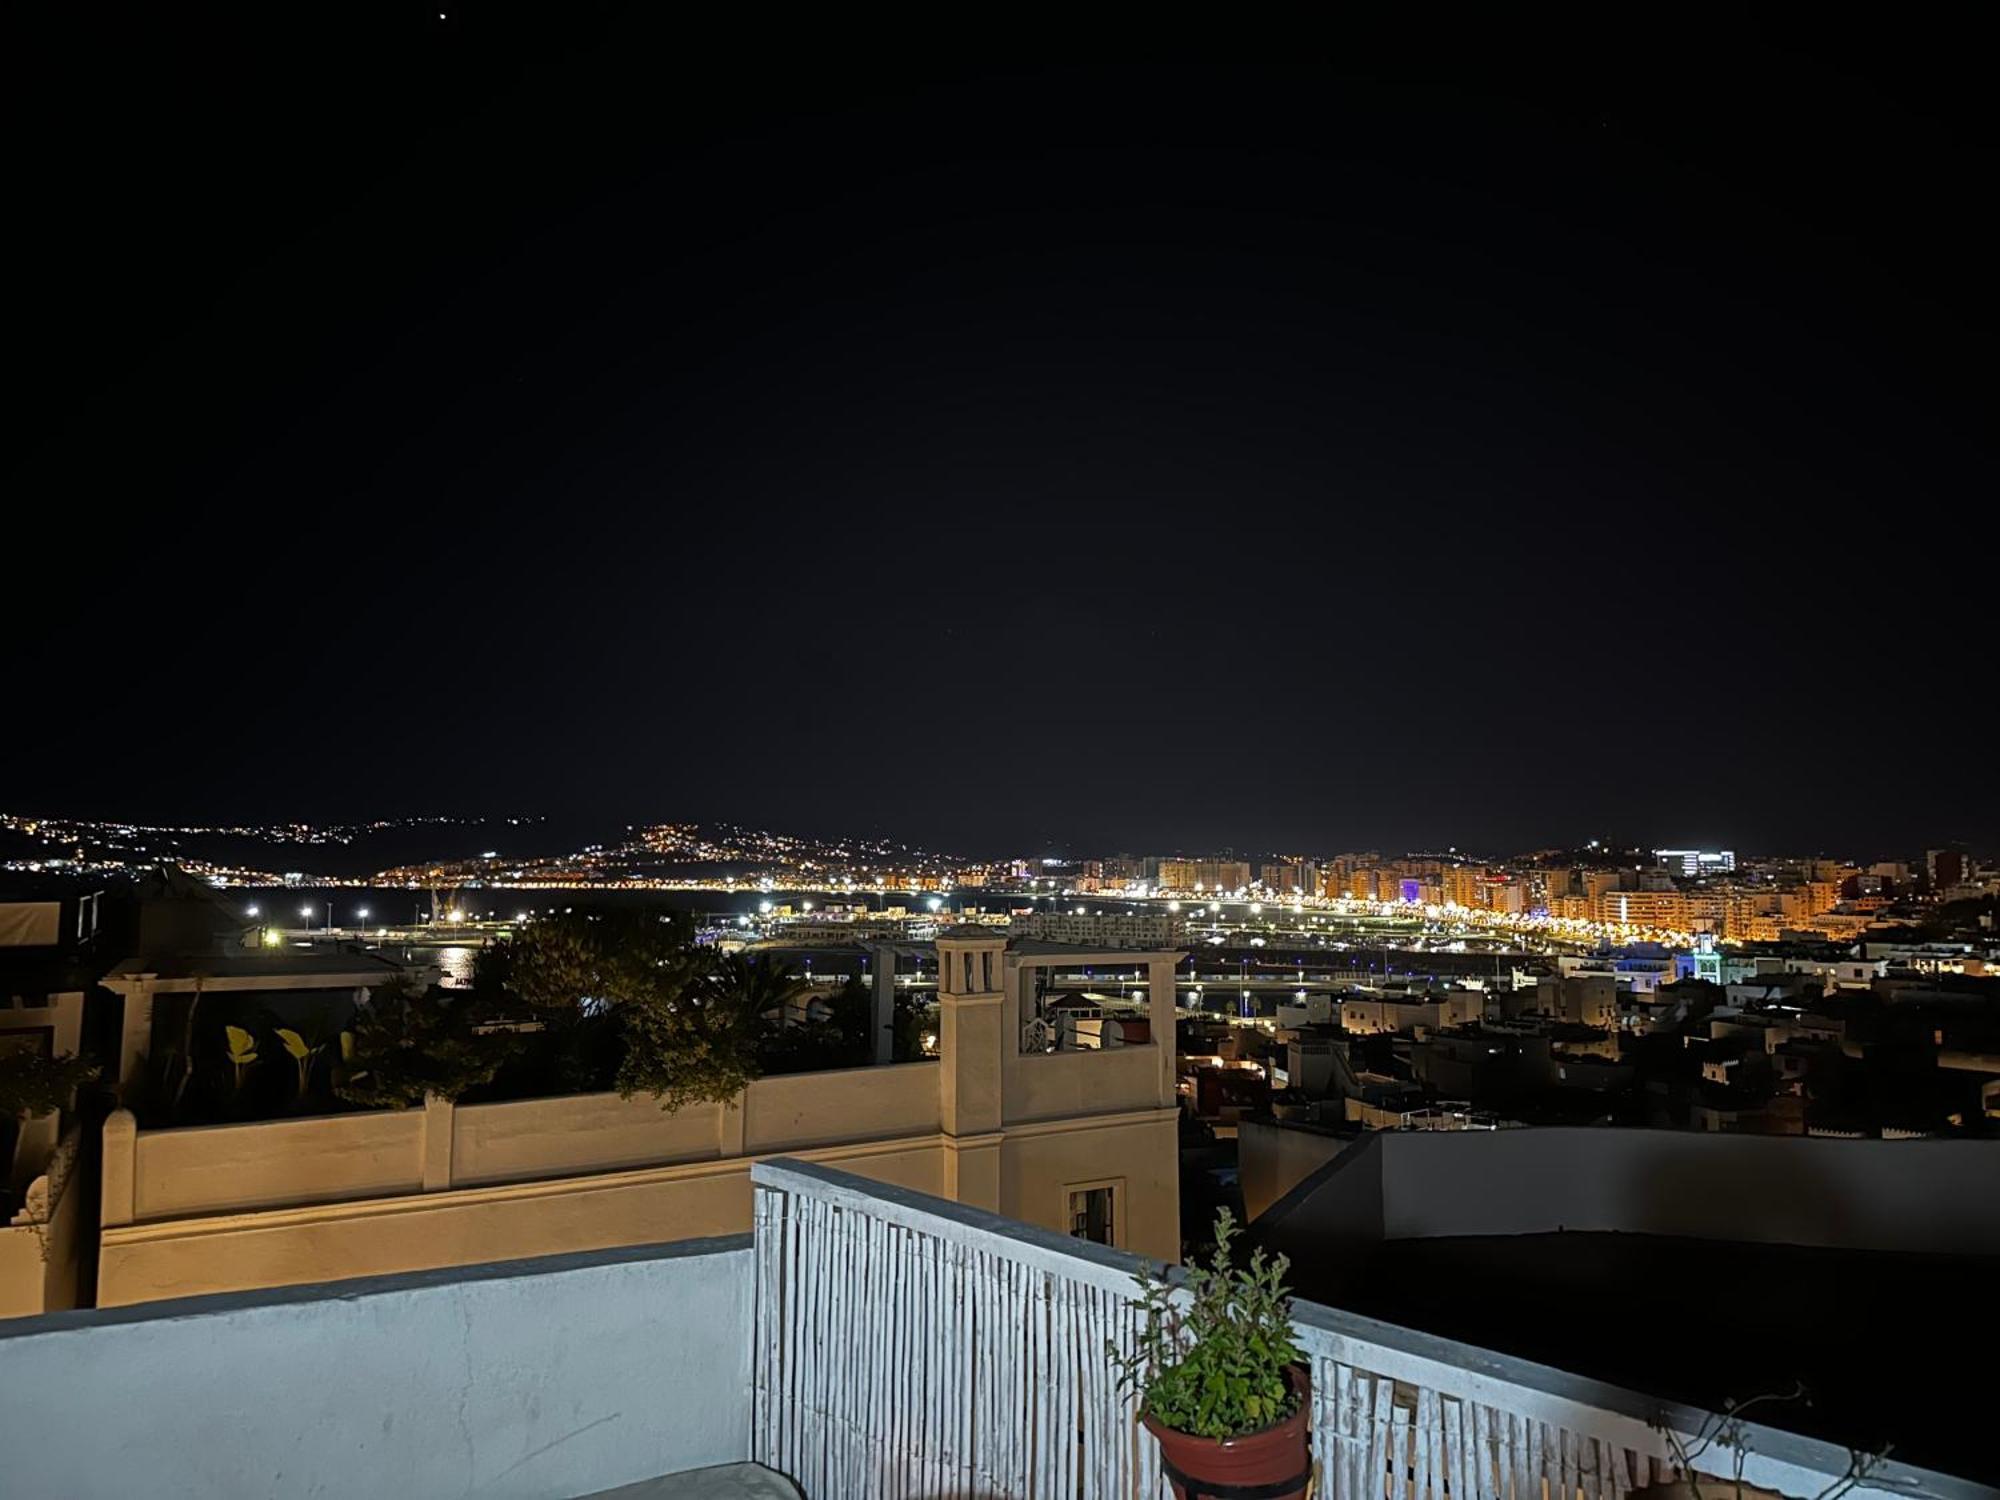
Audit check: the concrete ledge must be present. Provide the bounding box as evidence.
[5,1232,751,1338]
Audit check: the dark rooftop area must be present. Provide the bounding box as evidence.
[1286,1230,1995,1483]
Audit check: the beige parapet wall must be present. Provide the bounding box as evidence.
[98,929,1187,1307]
[98,1061,1179,1305]
[0,1126,84,1319]
[109,1061,942,1222]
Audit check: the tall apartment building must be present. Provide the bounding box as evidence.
[1928,846,1968,890]
[1597,890,1695,930]
[1194,860,1253,892]
[1256,860,1316,894]
[1581,869,1622,900]
[1441,866,1484,909]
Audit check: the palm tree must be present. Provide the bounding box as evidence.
[708,952,812,1025]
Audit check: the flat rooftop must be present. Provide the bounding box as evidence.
[1287,1231,1992,1483]
[102,949,405,980]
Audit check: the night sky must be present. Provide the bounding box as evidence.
[9,14,1992,857]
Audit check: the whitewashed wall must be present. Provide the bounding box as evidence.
[1376,1129,2000,1253]
[0,1235,753,1500]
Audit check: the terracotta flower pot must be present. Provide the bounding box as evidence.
[1143,1363,1312,1500]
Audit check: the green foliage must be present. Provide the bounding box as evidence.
[1108,1210,1302,1440]
[0,1051,99,1118]
[334,978,524,1109]
[894,994,937,1063]
[757,971,871,1075]
[505,913,780,1112]
[507,909,696,1017]
[615,950,787,1110]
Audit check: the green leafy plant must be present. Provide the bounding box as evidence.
[1107,1209,1303,1440]
[224,1025,260,1093]
[613,949,777,1110]
[334,978,523,1109]
[274,1027,326,1099]
[0,1051,100,1118]
[507,912,777,1111]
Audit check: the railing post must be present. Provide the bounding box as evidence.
[100,1108,137,1228]
[719,1089,747,1158]
[421,1093,453,1190]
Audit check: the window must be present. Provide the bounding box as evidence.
[1066,1180,1120,1247]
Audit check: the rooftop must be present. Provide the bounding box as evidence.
[1255,1127,2000,1486]
[2,1158,1985,1498]
[101,947,406,980]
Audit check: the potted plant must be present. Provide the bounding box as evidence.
[1109,1209,1311,1500]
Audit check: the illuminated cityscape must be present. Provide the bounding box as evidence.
[3,17,1994,1500]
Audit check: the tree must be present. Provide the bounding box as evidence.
[335,977,523,1109]
[893,993,936,1063]
[615,948,771,1110]
[758,972,868,1075]
[506,911,779,1111]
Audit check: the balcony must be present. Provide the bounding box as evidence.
[0,1158,1981,1499]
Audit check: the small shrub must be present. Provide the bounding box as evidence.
[0,1051,100,1118]
[1108,1209,1303,1440]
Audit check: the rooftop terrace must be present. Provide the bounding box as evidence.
[1,1159,1983,1499]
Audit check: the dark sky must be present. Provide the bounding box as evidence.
[8,13,1992,858]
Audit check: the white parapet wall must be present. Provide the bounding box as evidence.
[1373,1128,2000,1253]
[0,1234,755,1500]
